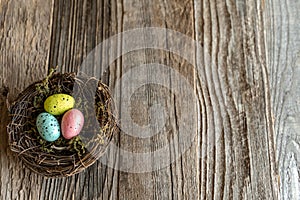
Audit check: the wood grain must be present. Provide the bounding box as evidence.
[0,1,52,199]
[0,0,285,199]
[264,0,300,199]
[194,0,278,199]
[0,0,120,199]
[116,0,198,199]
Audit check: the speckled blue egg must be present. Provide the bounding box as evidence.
[36,112,61,142]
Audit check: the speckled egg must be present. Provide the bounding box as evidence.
[36,112,61,142]
[44,94,75,115]
[61,109,84,139]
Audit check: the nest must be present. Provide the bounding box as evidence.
[7,70,117,177]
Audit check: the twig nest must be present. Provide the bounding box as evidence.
[7,71,117,177]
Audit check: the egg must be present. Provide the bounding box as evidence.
[61,109,84,139]
[44,94,75,115]
[36,112,61,142]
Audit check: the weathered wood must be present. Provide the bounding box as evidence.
[116,0,198,199]
[194,0,278,199]
[0,0,120,199]
[0,0,285,199]
[0,1,52,199]
[264,0,300,199]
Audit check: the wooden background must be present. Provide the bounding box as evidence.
[0,0,299,199]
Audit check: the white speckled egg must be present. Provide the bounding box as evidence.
[36,112,61,142]
[61,109,84,139]
[44,94,75,115]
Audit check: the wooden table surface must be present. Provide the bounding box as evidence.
[0,0,299,199]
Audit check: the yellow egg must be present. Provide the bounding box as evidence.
[44,94,75,115]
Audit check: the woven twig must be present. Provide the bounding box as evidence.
[7,72,117,177]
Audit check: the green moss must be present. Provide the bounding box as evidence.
[33,68,57,109]
[31,67,88,157]
[68,136,86,156]
[28,67,112,158]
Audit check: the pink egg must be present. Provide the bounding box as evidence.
[61,109,84,139]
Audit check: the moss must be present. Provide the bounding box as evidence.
[68,136,86,156]
[34,68,56,109]
[31,67,87,156]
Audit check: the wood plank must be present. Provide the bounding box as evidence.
[116,0,198,199]
[193,0,278,199]
[264,0,300,199]
[45,0,121,199]
[0,0,121,199]
[0,0,53,199]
